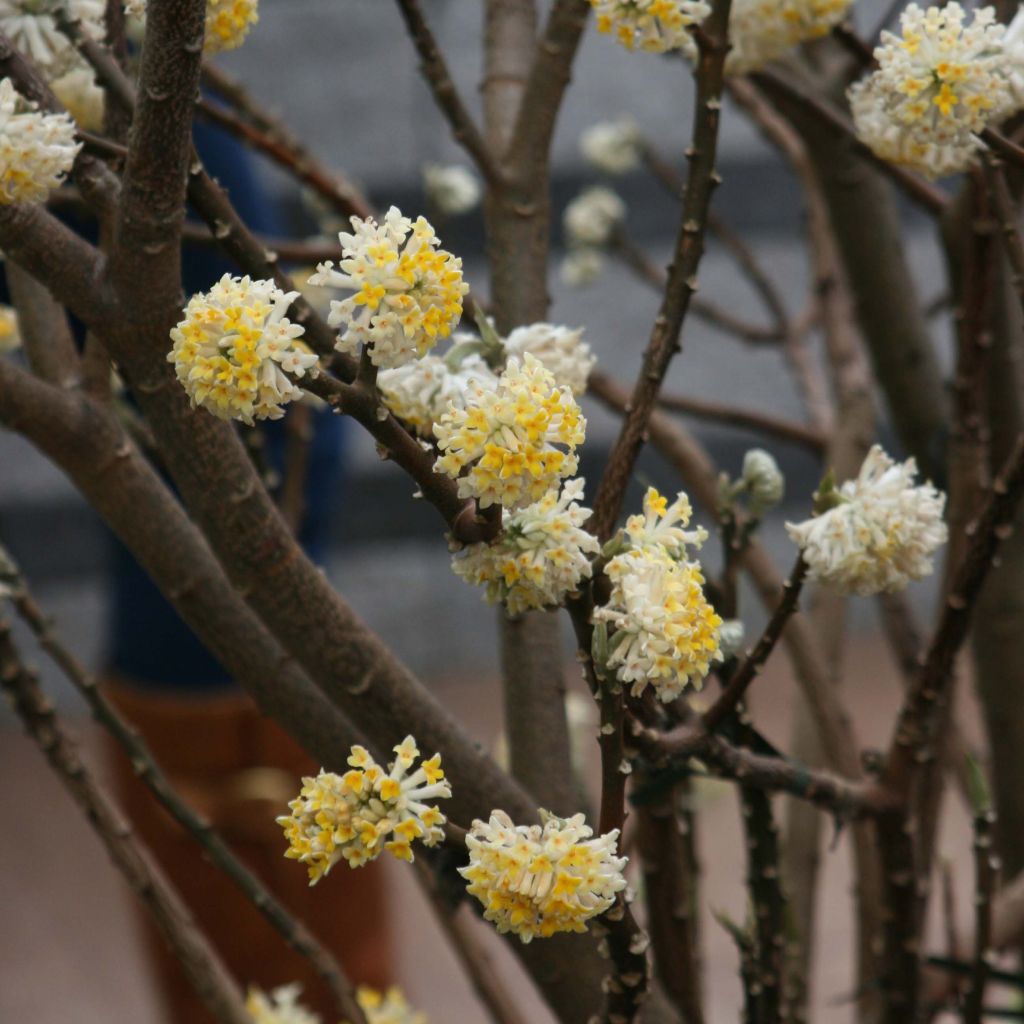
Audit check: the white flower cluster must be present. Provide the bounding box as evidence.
[0,304,20,354]
[0,78,80,204]
[581,117,642,175]
[124,0,259,53]
[0,0,104,76]
[50,66,104,131]
[503,323,595,396]
[460,810,628,943]
[422,163,481,217]
[353,988,427,1024]
[564,186,626,248]
[168,274,317,425]
[278,737,451,882]
[787,445,948,595]
[593,488,723,702]
[452,479,600,615]
[434,354,586,510]
[246,985,319,1024]
[591,0,711,53]
[850,4,1024,178]
[378,347,497,437]
[310,207,467,370]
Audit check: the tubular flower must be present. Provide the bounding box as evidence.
[434,354,586,510]
[0,78,79,204]
[591,0,711,53]
[503,323,596,396]
[309,207,468,369]
[246,985,320,1024]
[0,1,104,75]
[563,186,626,249]
[422,163,481,217]
[277,736,452,883]
[580,117,642,175]
[168,274,317,425]
[624,486,709,560]
[0,304,20,353]
[786,444,948,595]
[594,548,723,701]
[124,0,258,53]
[849,3,1023,178]
[353,988,427,1024]
[377,347,498,438]
[460,810,628,942]
[452,479,600,615]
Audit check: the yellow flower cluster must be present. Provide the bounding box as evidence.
[434,354,586,510]
[451,478,600,615]
[460,810,628,943]
[245,985,426,1024]
[278,737,451,883]
[591,0,711,52]
[168,274,317,425]
[0,304,20,354]
[205,0,258,53]
[353,988,427,1024]
[0,78,79,204]
[721,0,853,73]
[310,207,467,369]
[593,488,722,702]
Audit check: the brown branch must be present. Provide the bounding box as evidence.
[6,261,80,387]
[180,225,346,264]
[278,404,313,535]
[981,128,1024,171]
[0,556,367,1024]
[986,157,1024,315]
[702,555,809,734]
[962,810,999,1024]
[876,809,920,1023]
[590,2,733,541]
[0,622,250,1024]
[392,0,502,187]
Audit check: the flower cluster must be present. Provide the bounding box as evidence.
[354,988,427,1024]
[593,488,723,702]
[581,117,642,175]
[124,0,258,53]
[278,737,451,883]
[246,985,320,1024]
[0,304,20,354]
[850,4,1024,178]
[310,207,467,369]
[0,1,104,76]
[718,0,853,74]
[168,275,316,425]
[0,78,80,205]
[51,66,104,131]
[452,479,600,615]
[503,323,595,396]
[378,347,498,437]
[786,444,948,595]
[460,810,628,943]
[434,354,586,510]
[422,163,481,217]
[564,186,626,249]
[591,0,711,53]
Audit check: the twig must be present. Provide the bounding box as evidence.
[278,404,313,535]
[986,157,1024,318]
[392,0,502,187]
[0,620,250,1024]
[982,128,1024,172]
[590,0,734,541]
[0,553,369,1024]
[703,556,809,734]
[963,810,1000,1024]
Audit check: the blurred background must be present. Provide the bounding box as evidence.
[0,1,981,1021]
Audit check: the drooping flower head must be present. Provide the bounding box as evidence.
[354,987,428,1024]
[591,0,711,52]
[378,346,498,438]
[277,736,451,883]
[593,487,722,702]
[434,354,586,510]
[168,274,317,425]
[563,186,626,249]
[460,810,628,942]
[123,0,258,53]
[786,444,948,595]
[309,207,468,369]
[0,78,79,204]
[850,3,1022,178]
[503,323,596,396]
[246,985,320,1024]
[581,117,642,175]
[0,1,104,75]
[452,479,600,614]
[422,163,481,217]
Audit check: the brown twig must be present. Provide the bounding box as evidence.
[278,404,313,535]
[590,0,733,541]
[0,621,250,1024]
[0,553,368,1024]
[962,810,1000,1024]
